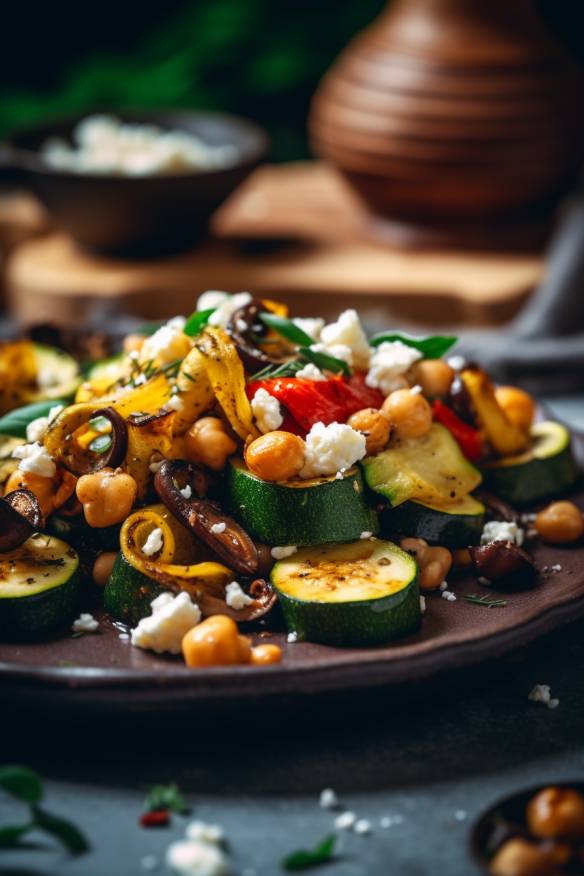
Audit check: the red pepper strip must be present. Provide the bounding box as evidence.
[140,809,170,828]
[432,399,482,461]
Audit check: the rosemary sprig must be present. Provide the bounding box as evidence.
[464,593,507,609]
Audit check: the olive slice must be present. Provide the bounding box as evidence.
[65,406,128,475]
[469,541,536,583]
[227,300,291,374]
[0,489,43,552]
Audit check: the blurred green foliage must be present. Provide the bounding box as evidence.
[0,0,385,160]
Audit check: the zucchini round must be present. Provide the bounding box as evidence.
[0,534,81,636]
[103,552,164,627]
[46,516,121,555]
[271,539,420,647]
[32,345,80,401]
[226,460,379,547]
[381,495,486,548]
[484,421,579,505]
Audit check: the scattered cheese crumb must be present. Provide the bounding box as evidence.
[250,388,283,433]
[365,341,422,396]
[481,520,524,547]
[271,546,298,560]
[454,810,467,822]
[142,528,164,557]
[287,632,299,644]
[448,355,466,371]
[185,821,224,845]
[141,854,159,871]
[25,405,64,443]
[12,442,56,477]
[165,838,230,876]
[380,814,404,828]
[119,632,130,641]
[319,788,339,810]
[225,581,254,611]
[163,395,184,413]
[420,596,426,614]
[360,531,373,540]
[141,323,189,366]
[301,422,366,478]
[293,317,324,341]
[334,811,357,831]
[131,592,201,655]
[310,342,353,365]
[441,590,457,602]
[319,309,371,370]
[208,292,252,329]
[296,363,326,381]
[211,522,227,534]
[551,564,562,573]
[528,684,560,710]
[410,384,423,394]
[439,580,448,591]
[197,290,230,312]
[72,613,99,633]
[353,819,372,836]
[180,484,192,499]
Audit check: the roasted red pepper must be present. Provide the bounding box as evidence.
[432,399,482,461]
[139,809,170,828]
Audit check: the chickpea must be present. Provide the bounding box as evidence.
[4,468,76,519]
[76,467,138,528]
[122,333,146,355]
[347,408,391,455]
[400,537,431,565]
[490,836,569,876]
[185,417,238,472]
[382,389,432,439]
[182,615,252,667]
[245,431,305,482]
[400,538,452,591]
[495,386,536,432]
[527,787,584,841]
[535,501,584,545]
[92,551,118,587]
[250,643,283,665]
[453,548,472,568]
[410,359,455,399]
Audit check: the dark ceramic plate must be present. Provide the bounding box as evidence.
[1,435,583,717]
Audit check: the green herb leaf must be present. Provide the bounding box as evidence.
[464,593,507,609]
[282,834,337,871]
[369,332,458,359]
[298,347,350,376]
[0,400,67,439]
[0,765,43,804]
[32,806,89,854]
[144,782,189,815]
[184,308,215,337]
[250,360,304,382]
[88,415,112,433]
[88,434,112,454]
[259,313,313,346]
[0,823,32,848]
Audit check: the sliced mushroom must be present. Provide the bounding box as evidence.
[227,300,290,374]
[154,459,260,575]
[469,541,536,584]
[0,489,43,551]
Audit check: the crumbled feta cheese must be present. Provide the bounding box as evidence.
[354,819,371,836]
[131,592,201,655]
[211,522,226,534]
[141,854,159,871]
[420,596,426,614]
[197,290,230,312]
[250,388,283,433]
[481,520,524,546]
[225,581,254,611]
[360,531,373,540]
[551,564,562,573]
[310,342,353,366]
[296,363,326,381]
[119,633,130,641]
[380,814,404,828]
[141,324,188,366]
[319,309,371,370]
[165,838,230,876]
[142,528,164,557]
[180,484,192,499]
[167,315,187,331]
[163,394,184,412]
[12,442,56,477]
[448,355,466,371]
[441,590,457,602]
[72,613,99,633]
[365,341,422,396]
[454,810,467,822]
[25,404,64,443]
[271,545,297,560]
[185,821,224,845]
[301,422,366,478]
[293,317,325,341]
[208,292,252,329]
[334,811,357,831]
[439,580,449,591]
[528,684,560,709]
[319,788,339,810]
[287,632,299,644]
[410,384,423,395]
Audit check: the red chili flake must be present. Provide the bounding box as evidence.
[140,809,170,828]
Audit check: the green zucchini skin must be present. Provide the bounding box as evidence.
[225,462,379,547]
[46,517,121,554]
[484,421,579,505]
[381,497,486,548]
[0,536,82,637]
[103,553,164,627]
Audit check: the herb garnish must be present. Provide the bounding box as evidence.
[298,347,350,376]
[0,764,89,853]
[88,434,112,454]
[464,593,507,609]
[184,308,215,337]
[282,834,337,871]
[369,332,457,359]
[259,313,314,346]
[144,782,189,816]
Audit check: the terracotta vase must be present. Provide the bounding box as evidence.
[309,0,584,249]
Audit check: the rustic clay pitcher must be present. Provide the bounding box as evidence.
[309,0,584,249]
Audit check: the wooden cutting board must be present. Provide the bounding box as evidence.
[4,163,544,328]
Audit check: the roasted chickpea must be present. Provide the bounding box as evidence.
[250,643,282,665]
[453,548,472,568]
[495,386,536,432]
[245,431,305,482]
[347,408,391,455]
[410,359,455,399]
[184,417,238,472]
[400,537,431,565]
[490,836,569,876]
[382,389,432,439]
[527,787,584,841]
[92,551,118,587]
[535,501,584,545]
[182,615,251,667]
[76,467,138,528]
[4,468,76,519]
[400,538,452,590]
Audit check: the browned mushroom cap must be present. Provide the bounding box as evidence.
[469,541,536,583]
[227,299,290,374]
[199,578,277,622]
[154,459,260,576]
[66,406,128,475]
[0,489,43,552]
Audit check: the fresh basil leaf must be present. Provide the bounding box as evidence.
[298,347,350,376]
[184,308,215,337]
[0,400,67,439]
[32,806,89,854]
[144,782,188,815]
[283,834,336,871]
[0,765,43,804]
[259,313,313,347]
[369,332,457,359]
[0,823,32,848]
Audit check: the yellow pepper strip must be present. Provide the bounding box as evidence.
[461,367,528,456]
[0,341,38,414]
[261,298,288,317]
[121,505,232,605]
[194,328,259,442]
[110,374,171,418]
[172,348,214,435]
[44,403,100,470]
[125,410,176,498]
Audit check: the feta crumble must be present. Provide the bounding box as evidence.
[167,315,187,331]
[180,484,193,499]
[211,522,226,534]
[197,290,230,312]
[250,388,283,433]
[300,422,366,478]
[334,811,357,831]
[287,631,299,644]
[354,819,372,836]
[72,613,99,633]
[131,592,201,655]
[271,545,298,560]
[185,821,224,845]
[208,292,252,329]
[319,309,371,370]
[142,527,164,557]
[141,854,159,871]
[380,814,404,828]
[163,394,184,413]
[448,355,466,371]
[319,788,339,810]
[528,684,560,709]
[293,317,324,341]
[365,341,422,396]
[296,362,326,381]
[441,590,457,602]
[481,520,524,546]
[225,581,254,611]
[12,442,56,478]
[25,404,64,443]
[439,580,449,591]
[141,323,189,366]
[420,596,426,614]
[360,531,373,540]
[454,810,467,822]
[310,342,353,366]
[165,838,230,876]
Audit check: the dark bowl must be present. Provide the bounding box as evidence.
[0,110,269,256]
[469,781,584,873]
